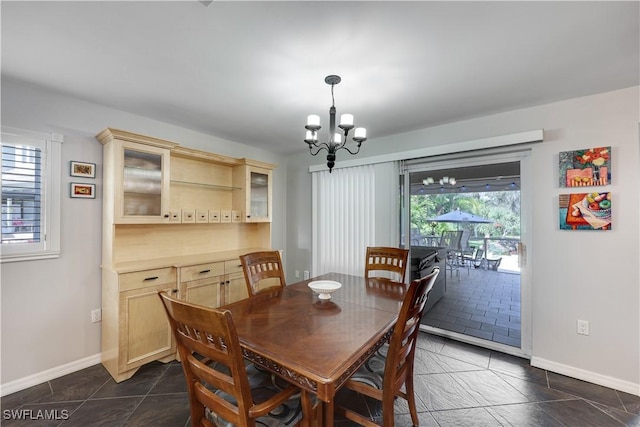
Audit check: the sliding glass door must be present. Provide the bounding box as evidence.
[401,150,532,357]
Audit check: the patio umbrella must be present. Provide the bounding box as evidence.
[428,209,493,229]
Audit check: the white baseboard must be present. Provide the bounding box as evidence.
[1,353,102,397]
[531,356,640,397]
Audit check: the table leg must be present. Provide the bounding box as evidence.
[300,390,323,427]
[323,400,334,427]
[300,391,336,427]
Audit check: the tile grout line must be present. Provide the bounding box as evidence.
[120,363,174,425]
[614,390,629,413]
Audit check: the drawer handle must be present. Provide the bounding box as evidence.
[143,276,159,281]
[199,269,211,274]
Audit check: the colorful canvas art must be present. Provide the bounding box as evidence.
[559,146,611,187]
[559,192,611,231]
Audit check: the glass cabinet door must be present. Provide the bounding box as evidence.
[123,149,162,216]
[249,170,269,220]
[232,164,273,223]
[115,142,170,223]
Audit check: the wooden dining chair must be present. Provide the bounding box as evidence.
[364,246,410,283]
[239,250,287,297]
[158,291,301,427]
[336,267,441,427]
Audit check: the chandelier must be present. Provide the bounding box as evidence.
[304,75,367,173]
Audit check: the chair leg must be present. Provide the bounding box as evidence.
[405,375,419,427]
[382,393,396,427]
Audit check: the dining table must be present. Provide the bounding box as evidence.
[221,272,406,427]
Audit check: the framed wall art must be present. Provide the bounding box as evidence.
[559,147,611,187]
[70,161,96,178]
[70,182,96,199]
[559,192,611,231]
[559,146,610,187]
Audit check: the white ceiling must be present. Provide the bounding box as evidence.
[2,1,638,155]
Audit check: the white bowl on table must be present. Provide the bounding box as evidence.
[308,280,342,300]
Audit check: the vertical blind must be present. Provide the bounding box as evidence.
[1,142,42,245]
[311,162,399,277]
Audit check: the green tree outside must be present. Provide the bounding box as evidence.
[410,190,520,255]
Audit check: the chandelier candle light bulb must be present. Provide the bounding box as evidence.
[304,74,368,172]
[305,130,316,142]
[354,127,367,141]
[307,115,321,129]
[340,114,354,128]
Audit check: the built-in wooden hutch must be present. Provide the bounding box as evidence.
[96,128,275,382]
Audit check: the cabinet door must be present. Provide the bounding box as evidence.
[223,259,248,304]
[224,271,248,305]
[119,283,177,372]
[115,141,171,223]
[185,278,222,308]
[247,167,271,222]
[233,165,272,223]
[179,262,225,308]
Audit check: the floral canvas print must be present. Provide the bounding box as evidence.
[559,192,611,231]
[559,146,611,187]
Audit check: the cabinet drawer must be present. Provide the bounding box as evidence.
[120,268,176,292]
[180,262,225,283]
[224,259,244,275]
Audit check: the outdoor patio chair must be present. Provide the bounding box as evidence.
[463,247,484,270]
[439,230,463,279]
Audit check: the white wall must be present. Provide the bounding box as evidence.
[0,78,288,388]
[285,86,640,394]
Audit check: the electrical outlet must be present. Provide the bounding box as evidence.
[91,308,102,323]
[295,270,300,279]
[577,319,589,335]
[303,270,310,280]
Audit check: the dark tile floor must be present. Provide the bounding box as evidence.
[2,333,639,426]
[423,266,521,347]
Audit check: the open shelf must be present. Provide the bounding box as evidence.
[170,180,242,191]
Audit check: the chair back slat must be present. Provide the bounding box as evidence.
[365,246,410,282]
[240,251,286,297]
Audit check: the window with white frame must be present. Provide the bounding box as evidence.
[1,128,62,262]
